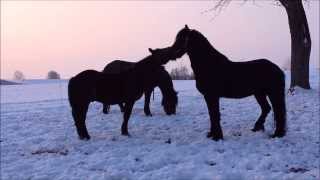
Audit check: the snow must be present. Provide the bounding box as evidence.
[1,80,68,104]
[1,70,319,179]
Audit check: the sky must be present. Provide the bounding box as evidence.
[1,0,319,79]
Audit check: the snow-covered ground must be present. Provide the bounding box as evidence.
[1,70,319,180]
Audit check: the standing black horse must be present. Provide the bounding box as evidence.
[68,48,176,140]
[102,60,178,116]
[167,25,286,140]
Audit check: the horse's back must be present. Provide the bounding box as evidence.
[70,70,101,82]
[68,70,125,103]
[68,70,101,105]
[226,59,285,96]
[195,59,285,98]
[103,60,135,74]
[69,70,101,91]
[232,59,284,84]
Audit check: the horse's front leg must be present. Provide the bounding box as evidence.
[121,101,134,136]
[118,103,125,112]
[204,95,223,141]
[144,89,153,116]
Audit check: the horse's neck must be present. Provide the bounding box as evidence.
[158,71,174,97]
[188,34,231,73]
[134,56,159,89]
[135,55,156,72]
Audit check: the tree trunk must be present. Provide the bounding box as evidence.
[280,0,311,89]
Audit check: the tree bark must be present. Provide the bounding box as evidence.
[280,0,311,89]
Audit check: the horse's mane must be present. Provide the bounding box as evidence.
[135,54,162,72]
[189,30,229,62]
[158,66,174,91]
[135,55,152,66]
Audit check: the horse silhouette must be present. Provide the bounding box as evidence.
[68,48,176,140]
[167,25,286,140]
[102,60,178,116]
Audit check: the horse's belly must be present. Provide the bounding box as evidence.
[105,100,123,105]
[222,92,253,99]
[221,84,257,98]
[196,80,255,98]
[95,85,123,103]
[101,96,123,104]
[122,89,144,102]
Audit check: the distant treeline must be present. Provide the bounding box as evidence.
[12,70,61,80]
[169,66,194,80]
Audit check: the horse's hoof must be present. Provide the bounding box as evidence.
[207,132,223,141]
[166,112,175,116]
[122,133,131,137]
[251,126,265,132]
[121,131,131,137]
[144,111,152,116]
[207,132,214,138]
[271,130,286,138]
[79,135,90,141]
[212,136,223,141]
[103,109,109,114]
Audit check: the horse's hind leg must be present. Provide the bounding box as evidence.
[252,94,271,132]
[268,90,287,138]
[121,101,134,136]
[143,90,152,116]
[72,103,90,140]
[103,104,110,114]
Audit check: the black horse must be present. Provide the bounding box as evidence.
[68,48,176,140]
[167,25,286,140]
[102,60,178,116]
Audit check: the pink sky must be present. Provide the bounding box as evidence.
[1,1,319,79]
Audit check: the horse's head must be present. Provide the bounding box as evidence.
[161,91,178,115]
[171,24,192,58]
[148,47,177,65]
[147,25,191,65]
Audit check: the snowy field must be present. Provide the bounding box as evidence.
[1,70,319,180]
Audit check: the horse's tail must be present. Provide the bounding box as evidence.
[68,77,75,107]
[269,70,287,136]
[280,71,287,131]
[278,77,287,131]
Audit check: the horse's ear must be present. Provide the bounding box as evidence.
[185,24,189,30]
[148,48,154,54]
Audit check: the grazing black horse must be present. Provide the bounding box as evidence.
[68,48,176,140]
[102,60,178,116]
[167,25,286,140]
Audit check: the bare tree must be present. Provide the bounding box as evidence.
[47,70,61,79]
[13,70,25,81]
[213,0,312,89]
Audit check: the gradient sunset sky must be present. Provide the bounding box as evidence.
[1,1,319,79]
